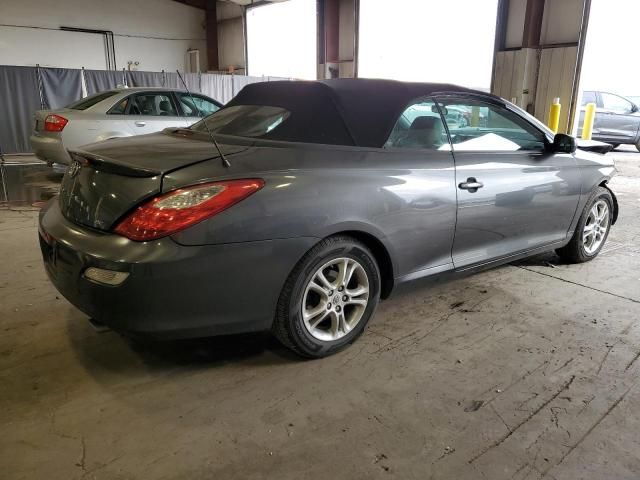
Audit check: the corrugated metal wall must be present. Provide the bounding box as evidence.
[534,46,579,134]
[492,50,526,103]
[493,45,579,133]
[491,0,586,134]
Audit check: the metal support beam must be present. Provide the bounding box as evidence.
[317,0,340,78]
[567,0,593,133]
[490,0,509,93]
[205,0,219,71]
[324,0,340,63]
[353,0,359,78]
[317,0,325,67]
[522,0,545,48]
[494,0,509,52]
[317,0,358,79]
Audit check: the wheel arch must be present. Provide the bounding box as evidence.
[599,180,619,224]
[327,230,395,299]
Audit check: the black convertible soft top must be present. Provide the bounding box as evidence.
[225,78,482,148]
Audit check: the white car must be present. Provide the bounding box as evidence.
[30,87,222,164]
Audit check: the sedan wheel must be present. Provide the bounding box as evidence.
[273,236,381,358]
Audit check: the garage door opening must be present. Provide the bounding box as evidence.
[358,0,499,90]
[246,0,317,79]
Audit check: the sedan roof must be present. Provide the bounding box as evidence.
[112,87,195,92]
[226,78,488,148]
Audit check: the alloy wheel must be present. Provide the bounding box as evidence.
[583,199,610,255]
[301,257,370,341]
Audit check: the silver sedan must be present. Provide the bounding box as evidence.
[30,87,222,165]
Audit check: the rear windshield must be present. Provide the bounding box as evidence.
[67,91,118,110]
[192,105,290,138]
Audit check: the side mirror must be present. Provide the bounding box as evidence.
[631,104,639,113]
[550,133,576,154]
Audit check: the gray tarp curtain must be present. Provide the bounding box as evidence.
[0,66,41,154]
[84,69,126,95]
[165,72,201,94]
[200,75,289,104]
[0,65,287,154]
[125,70,164,88]
[40,67,83,109]
[202,74,234,104]
[231,76,264,101]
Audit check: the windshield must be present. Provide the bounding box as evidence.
[192,105,290,138]
[67,91,119,110]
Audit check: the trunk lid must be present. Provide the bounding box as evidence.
[58,131,248,231]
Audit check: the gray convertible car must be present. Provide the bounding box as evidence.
[38,79,618,358]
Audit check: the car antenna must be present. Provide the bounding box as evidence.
[176,70,230,168]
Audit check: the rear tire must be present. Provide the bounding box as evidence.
[272,236,381,358]
[556,186,613,263]
[635,140,640,153]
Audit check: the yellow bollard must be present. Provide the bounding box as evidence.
[471,106,480,127]
[582,102,596,140]
[548,97,561,133]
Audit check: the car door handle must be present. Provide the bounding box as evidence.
[458,177,484,192]
[134,121,146,127]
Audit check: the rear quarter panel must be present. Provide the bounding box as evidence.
[164,143,458,279]
[62,113,134,149]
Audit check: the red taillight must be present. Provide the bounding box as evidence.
[114,179,265,241]
[44,114,68,132]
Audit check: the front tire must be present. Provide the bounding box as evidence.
[272,236,381,358]
[556,187,613,263]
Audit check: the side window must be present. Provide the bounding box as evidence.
[438,98,546,152]
[601,93,633,114]
[581,91,597,106]
[129,93,178,116]
[385,99,448,150]
[176,93,220,117]
[108,97,129,115]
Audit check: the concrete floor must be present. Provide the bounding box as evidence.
[1,150,639,479]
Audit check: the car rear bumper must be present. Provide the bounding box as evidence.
[30,134,72,164]
[38,198,317,338]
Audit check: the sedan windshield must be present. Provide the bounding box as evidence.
[192,105,290,138]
